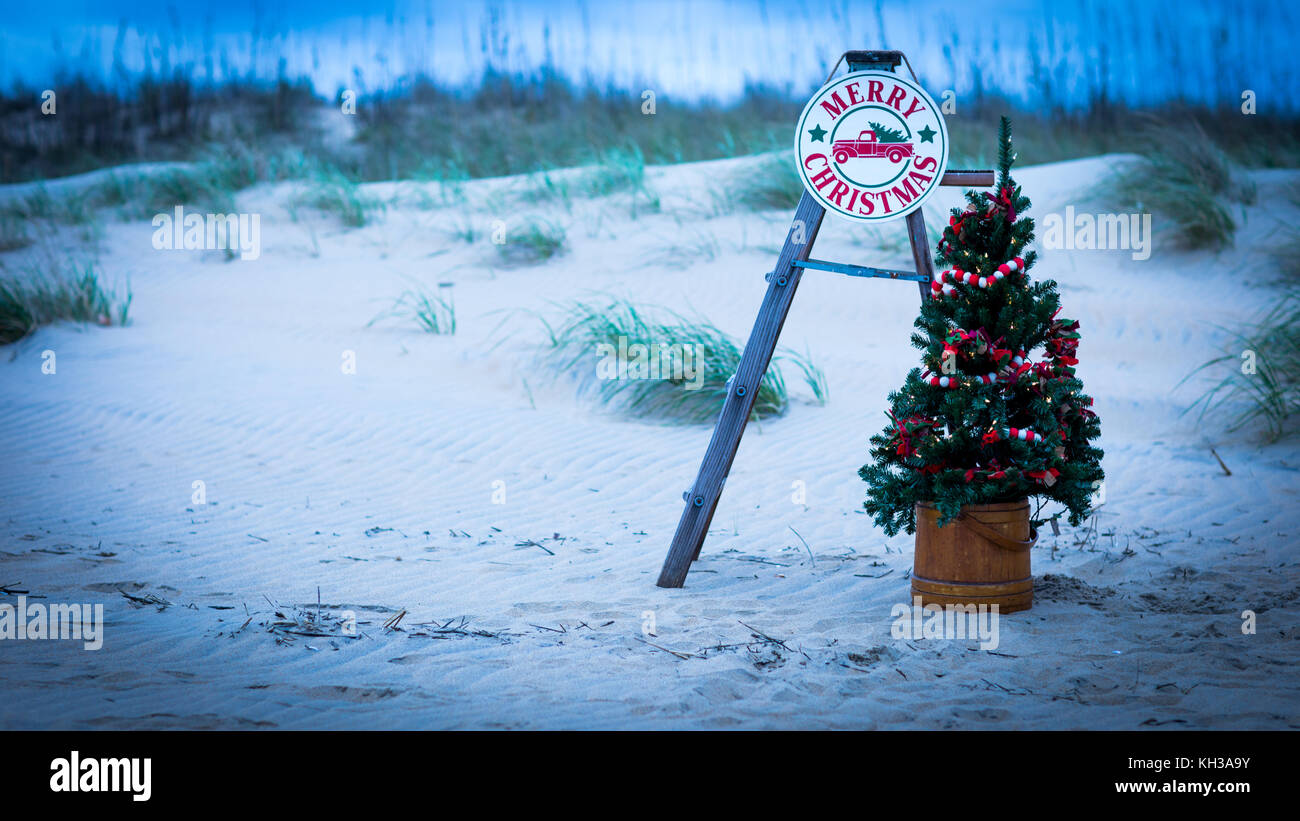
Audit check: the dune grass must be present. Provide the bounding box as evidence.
[577,146,647,197]
[1182,292,1300,442]
[98,143,307,217]
[0,186,95,224]
[0,143,364,230]
[0,261,131,344]
[1106,119,1257,251]
[369,283,456,335]
[448,215,479,244]
[784,346,829,406]
[291,164,383,227]
[519,171,576,209]
[517,145,656,216]
[3,74,1294,250]
[1272,183,1300,281]
[727,151,804,212]
[497,218,567,265]
[0,214,32,251]
[4,51,1299,193]
[0,142,308,228]
[1278,227,1300,282]
[112,166,239,218]
[540,297,825,423]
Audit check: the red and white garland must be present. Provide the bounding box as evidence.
[930,256,1026,299]
[1001,426,1043,443]
[920,350,1025,389]
[920,369,996,388]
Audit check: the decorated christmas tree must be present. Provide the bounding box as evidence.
[860,117,1104,536]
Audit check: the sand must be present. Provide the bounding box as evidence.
[0,153,1297,729]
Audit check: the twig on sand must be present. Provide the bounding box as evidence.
[120,590,171,609]
[408,615,502,639]
[979,678,1033,696]
[635,636,694,660]
[0,582,29,595]
[1210,448,1232,476]
[1074,510,1102,549]
[515,539,555,555]
[277,627,359,640]
[789,525,814,565]
[382,610,407,631]
[854,568,895,579]
[262,595,362,642]
[738,621,792,651]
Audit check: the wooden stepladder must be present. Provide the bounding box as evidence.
[656,49,995,588]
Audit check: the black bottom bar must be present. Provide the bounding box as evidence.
[0,730,1287,808]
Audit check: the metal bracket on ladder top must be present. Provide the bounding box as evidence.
[656,50,995,589]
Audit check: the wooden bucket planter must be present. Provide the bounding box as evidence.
[911,499,1036,613]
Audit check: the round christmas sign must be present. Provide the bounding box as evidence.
[794,70,948,222]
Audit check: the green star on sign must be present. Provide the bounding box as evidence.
[808,124,827,142]
[918,125,936,143]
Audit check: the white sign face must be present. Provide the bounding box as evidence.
[794,70,949,223]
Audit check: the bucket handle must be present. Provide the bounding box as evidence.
[958,512,1038,552]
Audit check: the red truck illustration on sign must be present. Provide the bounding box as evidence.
[832,125,914,165]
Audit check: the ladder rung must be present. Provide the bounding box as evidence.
[792,258,928,282]
[940,170,995,187]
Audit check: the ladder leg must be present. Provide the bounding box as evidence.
[905,209,936,304]
[657,192,827,588]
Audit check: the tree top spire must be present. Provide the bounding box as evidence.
[997,115,1015,188]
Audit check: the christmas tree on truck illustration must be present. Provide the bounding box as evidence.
[833,121,914,164]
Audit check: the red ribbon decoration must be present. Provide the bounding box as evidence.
[984,185,1017,223]
[888,411,934,458]
[1026,467,1061,486]
[949,209,976,238]
[887,410,912,457]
